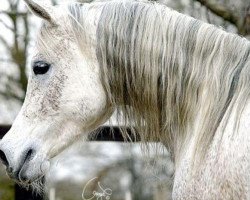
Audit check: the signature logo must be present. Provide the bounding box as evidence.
[82,177,112,200]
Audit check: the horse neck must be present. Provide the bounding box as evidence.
[94,1,250,163]
[175,34,250,168]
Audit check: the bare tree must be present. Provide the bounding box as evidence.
[0,0,29,102]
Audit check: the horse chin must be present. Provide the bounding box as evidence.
[11,158,50,193]
[16,174,45,192]
[13,173,46,196]
[15,174,45,188]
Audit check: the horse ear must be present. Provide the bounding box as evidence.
[24,0,55,23]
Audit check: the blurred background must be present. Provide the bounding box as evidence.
[0,0,249,199]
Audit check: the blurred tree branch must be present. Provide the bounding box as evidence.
[0,18,14,31]
[195,0,239,24]
[0,90,23,102]
[241,6,250,36]
[0,58,13,63]
[0,35,10,49]
[194,0,250,37]
[0,0,28,102]
[0,11,27,17]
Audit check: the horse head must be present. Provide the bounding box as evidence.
[0,0,112,186]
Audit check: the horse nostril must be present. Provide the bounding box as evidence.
[0,149,9,167]
[7,167,13,174]
[24,149,34,163]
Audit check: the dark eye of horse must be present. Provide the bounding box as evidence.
[33,61,50,75]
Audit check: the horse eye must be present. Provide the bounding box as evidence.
[33,61,50,75]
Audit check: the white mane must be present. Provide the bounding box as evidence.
[67,1,250,165]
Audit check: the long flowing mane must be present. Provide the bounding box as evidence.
[68,1,250,164]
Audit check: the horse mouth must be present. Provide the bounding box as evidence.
[7,170,45,185]
[14,174,46,192]
[6,161,45,187]
[22,174,45,186]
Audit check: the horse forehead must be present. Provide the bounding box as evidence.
[39,17,73,41]
[36,26,76,59]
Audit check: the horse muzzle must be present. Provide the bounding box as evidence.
[0,146,34,182]
[0,139,49,185]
